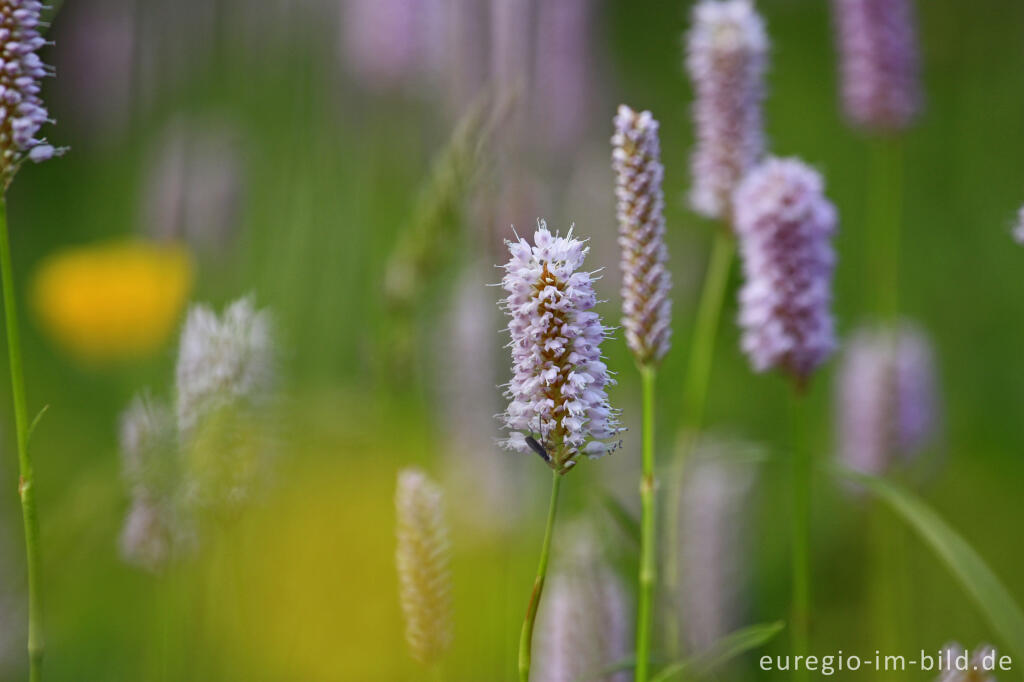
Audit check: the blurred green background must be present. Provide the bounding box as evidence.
[2,0,1024,680]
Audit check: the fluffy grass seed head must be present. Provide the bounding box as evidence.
[832,0,922,132]
[612,105,672,366]
[733,157,837,385]
[686,0,768,221]
[0,0,64,185]
[395,468,453,667]
[837,322,940,475]
[499,221,622,473]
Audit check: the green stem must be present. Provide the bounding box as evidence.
[0,199,44,682]
[518,469,562,682]
[789,392,810,682]
[868,504,901,682]
[867,137,904,321]
[664,229,735,656]
[680,230,735,433]
[635,365,657,682]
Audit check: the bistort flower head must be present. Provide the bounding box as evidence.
[395,468,453,667]
[733,157,838,384]
[499,221,622,473]
[176,296,274,437]
[612,105,672,366]
[686,0,768,221]
[832,0,922,132]
[0,0,64,184]
[837,322,940,475]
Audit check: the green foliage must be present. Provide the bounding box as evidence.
[840,469,1024,668]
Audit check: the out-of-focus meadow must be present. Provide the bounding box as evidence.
[2,0,1024,680]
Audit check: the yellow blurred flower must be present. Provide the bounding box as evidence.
[32,241,193,364]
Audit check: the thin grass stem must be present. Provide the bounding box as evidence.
[789,391,811,682]
[867,137,904,321]
[635,365,658,682]
[0,199,44,682]
[518,469,563,682]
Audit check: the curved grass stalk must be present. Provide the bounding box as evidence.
[518,470,563,682]
[0,200,44,682]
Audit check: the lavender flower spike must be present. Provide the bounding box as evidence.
[686,0,768,221]
[612,105,672,366]
[395,468,453,666]
[832,0,922,132]
[734,157,838,384]
[500,221,622,472]
[836,322,940,475]
[0,0,64,182]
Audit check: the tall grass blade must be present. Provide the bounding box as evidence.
[841,469,1024,667]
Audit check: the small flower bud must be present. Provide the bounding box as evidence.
[612,105,672,366]
[499,221,623,471]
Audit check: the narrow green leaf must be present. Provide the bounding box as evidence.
[649,621,786,682]
[841,469,1024,667]
[574,655,636,681]
[27,404,49,447]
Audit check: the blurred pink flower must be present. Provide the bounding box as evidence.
[832,0,922,132]
[733,157,837,384]
[686,0,768,221]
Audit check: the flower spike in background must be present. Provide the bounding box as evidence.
[832,0,922,133]
[612,105,672,367]
[610,104,671,682]
[733,157,837,679]
[686,0,768,222]
[836,322,940,476]
[733,157,838,387]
